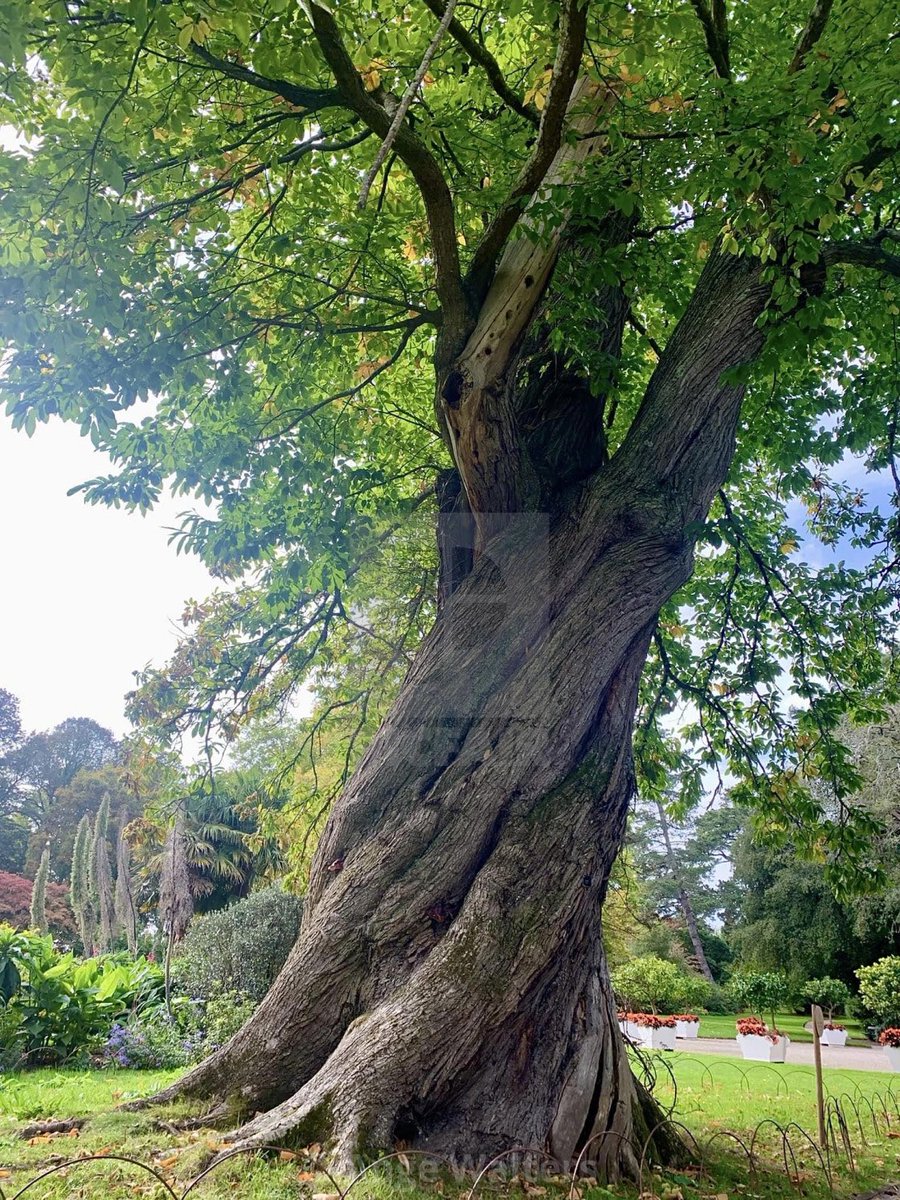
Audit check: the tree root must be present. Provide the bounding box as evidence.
[19,1117,86,1139]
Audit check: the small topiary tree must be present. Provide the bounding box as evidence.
[728,971,792,1033]
[174,884,304,1003]
[856,957,900,1027]
[803,976,851,1021]
[611,955,710,1015]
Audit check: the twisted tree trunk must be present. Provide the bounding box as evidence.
[147,247,769,1178]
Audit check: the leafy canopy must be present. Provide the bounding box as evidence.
[0,0,899,888]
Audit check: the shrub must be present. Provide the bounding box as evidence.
[856,957,900,1026]
[727,971,791,1031]
[103,1017,194,1070]
[0,924,164,1067]
[611,955,711,1015]
[103,988,258,1069]
[173,885,303,1002]
[803,976,851,1020]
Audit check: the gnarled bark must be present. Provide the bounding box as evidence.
[146,249,768,1180]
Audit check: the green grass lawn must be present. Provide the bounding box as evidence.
[694,1011,869,1044]
[0,1056,896,1200]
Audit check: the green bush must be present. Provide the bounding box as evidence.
[173,885,303,1002]
[103,988,258,1070]
[611,955,711,1014]
[803,976,851,1020]
[0,924,165,1067]
[856,956,900,1026]
[727,970,792,1030]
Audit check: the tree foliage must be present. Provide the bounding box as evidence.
[855,956,900,1026]
[802,975,850,1019]
[0,0,898,902]
[611,954,710,1015]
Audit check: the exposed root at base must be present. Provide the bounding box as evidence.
[19,1117,86,1139]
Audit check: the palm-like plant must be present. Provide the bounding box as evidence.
[131,770,285,915]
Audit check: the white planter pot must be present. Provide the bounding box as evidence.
[884,1045,900,1071]
[634,1025,677,1051]
[821,1028,848,1047]
[737,1033,789,1062]
[675,1020,700,1040]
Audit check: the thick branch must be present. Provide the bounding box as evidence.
[308,3,469,347]
[465,0,590,299]
[190,43,343,112]
[420,0,539,126]
[788,0,835,73]
[687,0,731,80]
[820,232,900,279]
[614,248,769,521]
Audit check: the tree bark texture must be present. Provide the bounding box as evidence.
[152,249,769,1178]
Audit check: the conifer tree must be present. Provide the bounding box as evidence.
[89,794,116,953]
[114,815,138,956]
[70,815,94,955]
[29,843,49,934]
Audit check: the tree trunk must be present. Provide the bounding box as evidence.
[149,248,768,1178]
[654,799,716,984]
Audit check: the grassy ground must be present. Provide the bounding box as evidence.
[695,1012,869,1045]
[0,1055,896,1200]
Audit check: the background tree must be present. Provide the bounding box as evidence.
[611,955,710,1015]
[723,826,896,985]
[0,688,26,874]
[45,764,138,884]
[0,718,118,876]
[2,0,900,1176]
[629,799,741,981]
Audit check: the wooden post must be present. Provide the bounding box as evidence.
[811,1003,826,1148]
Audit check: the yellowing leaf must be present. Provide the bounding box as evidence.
[525,68,553,111]
[779,537,798,554]
[358,60,385,92]
[619,65,644,85]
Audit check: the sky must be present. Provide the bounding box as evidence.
[0,418,214,737]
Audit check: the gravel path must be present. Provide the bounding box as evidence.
[676,1036,897,1073]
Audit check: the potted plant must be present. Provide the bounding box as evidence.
[821,1021,848,1047]
[736,1016,789,1062]
[879,1027,900,1070]
[622,1012,677,1051]
[673,1013,700,1039]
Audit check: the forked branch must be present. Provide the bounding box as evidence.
[465,0,591,298]
[687,0,731,80]
[420,0,539,125]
